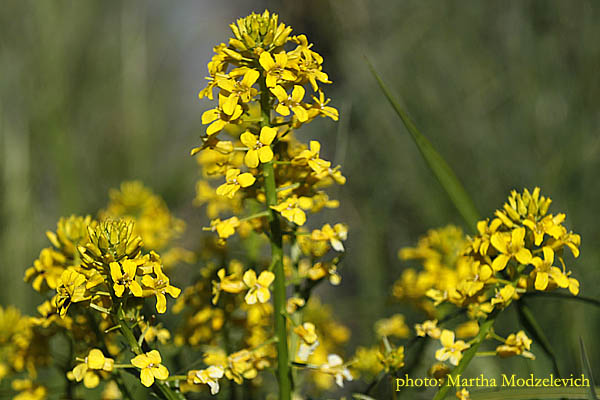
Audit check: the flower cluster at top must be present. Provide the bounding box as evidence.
[350,188,581,398]
[193,9,344,239]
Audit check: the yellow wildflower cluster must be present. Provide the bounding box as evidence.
[392,225,471,314]
[425,188,580,315]
[389,188,581,377]
[185,10,351,396]
[100,180,193,268]
[9,184,189,397]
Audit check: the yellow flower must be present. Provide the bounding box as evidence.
[201,93,244,136]
[490,284,516,307]
[206,217,241,239]
[490,227,532,271]
[456,388,471,400]
[286,297,306,313]
[378,344,405,372]
[530,247,568,291]
[259,52,296,88]
[270,195,313,226]
[307,262,341,285]
[471,218,502,255]
[243,270,275,304]
[294,322,320,361]
[216,69,259,115]
[311,223,348,252]
[319,354,353,388]
[292,140,330,174]
[435,330,470,366]
[216,169,256,198]
[415,320,441,339]
[187,366,225,395]
[131,350,169,387]
[240,127,277,168]
[109,259,143,297]
[211,268,246,304]
[72,348,114,389]
[54,269,89,317]
[24,248,65,292]
[375,314,410,339]
[141,264,181,314]
[308,91,339,121]
[496,331,535,360]
[523,214,565,246]
[271,85,308,122]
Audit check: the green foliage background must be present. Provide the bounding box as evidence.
[1,0,599,397]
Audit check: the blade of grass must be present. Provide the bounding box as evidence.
[367,58,480,232]
[579,337,598,400]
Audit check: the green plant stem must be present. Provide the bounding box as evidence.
[259,76,292,400]
[114,304,184,400]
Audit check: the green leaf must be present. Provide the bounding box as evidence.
[367,58,480,232]
[579,337,598,400]
[469,387,600,400]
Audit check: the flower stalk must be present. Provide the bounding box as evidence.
[260,75,293,400]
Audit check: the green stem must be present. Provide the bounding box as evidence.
[433,317,496,400]
[114,304,184,400]
[260,76,292,400]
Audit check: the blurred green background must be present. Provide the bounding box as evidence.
[1,0,599,397]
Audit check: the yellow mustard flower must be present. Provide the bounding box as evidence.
[490,227,532,271]
[456,388,471,400]
[318,354,353,388]
[270,195,312,226]
[212,268,246,304]
[72,348,114,389]
[187,366,225,395]
[201,93,244,136]
[523,214,565,246]
[240,127,277,168]
[435,330,470,366]
[141,264,181,314]
[24,248,65,292]
[271,85,308,122]
[109,259,143,297]
[131,350,169,387]
[530,247,569,291]
[54,269,89,317]
[375,314,410,339]
[294,322,320,361]
[259,52,296,88]
[206,217,241,239]
[496,331,535,360]
[311,223,348,252]
[216,68,259,115]
[243,270,275,305]
[292,140,330,173]
[308,91,339,121]
[490,285,516,307]
[415,320,441,339]
[216,168,256,198]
